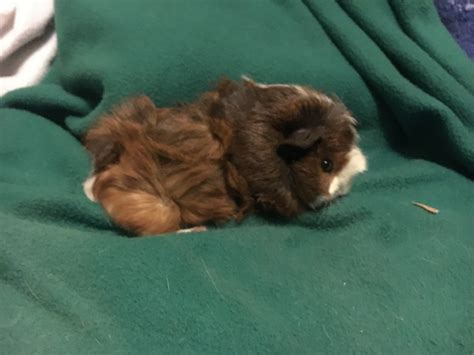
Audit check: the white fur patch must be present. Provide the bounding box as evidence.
[241,75,309,97]
[329,176,340,195]
[242,75,344,104]
[345,113,358,126]
[177,226,208,234]
[329,146,367,198]
[255,82,306,94]
[293,85,309,97]
[83,175,97,202]
[177,228,196,234]
[256,82,335,104]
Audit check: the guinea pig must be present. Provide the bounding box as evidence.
[83,76,367,236]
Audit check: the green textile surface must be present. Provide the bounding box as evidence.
[1,0,473,353]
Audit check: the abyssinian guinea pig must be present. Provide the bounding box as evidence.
[83,76,367,236]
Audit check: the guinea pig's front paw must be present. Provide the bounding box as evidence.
[177,226,208,234]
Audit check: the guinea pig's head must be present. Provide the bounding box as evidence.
[225,77,367,217]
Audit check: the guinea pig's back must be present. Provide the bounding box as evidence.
[149,112,223,161]
[150,108,240,226]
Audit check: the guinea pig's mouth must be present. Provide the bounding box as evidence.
[309,196,334,210]
[308,189,350,210]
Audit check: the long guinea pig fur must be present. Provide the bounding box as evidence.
[83,77,367,236]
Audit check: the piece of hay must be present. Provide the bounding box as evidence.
[412,201,439,214]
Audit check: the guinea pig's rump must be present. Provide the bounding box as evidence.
[84,97,244,235]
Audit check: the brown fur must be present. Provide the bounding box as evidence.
[84,78,359,236]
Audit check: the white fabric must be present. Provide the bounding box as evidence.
[0,0,57,96]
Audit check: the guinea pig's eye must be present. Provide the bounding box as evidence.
[321,159,333,173]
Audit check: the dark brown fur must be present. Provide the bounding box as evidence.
[84,78,358,236]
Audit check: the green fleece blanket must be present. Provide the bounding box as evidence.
[1,0,473,353]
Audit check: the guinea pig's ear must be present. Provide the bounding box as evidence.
[277,128,322,162]
[216,78,238,97]
[84,127,123,173]
[283,128,322,149]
